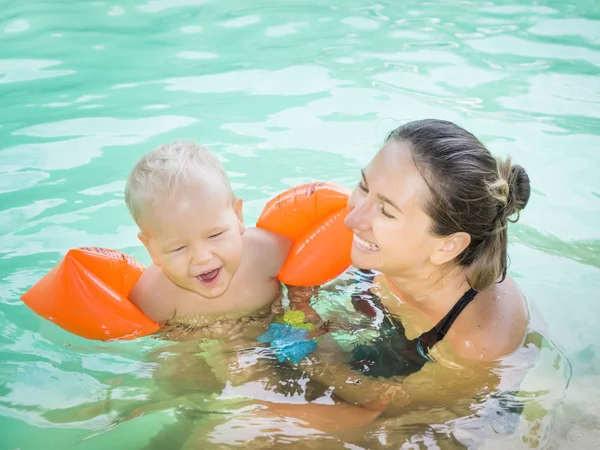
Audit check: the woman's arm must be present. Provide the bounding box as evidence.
[285,284,322,323]
[252,399,385,432]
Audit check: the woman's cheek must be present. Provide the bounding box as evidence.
[376,219,400,248]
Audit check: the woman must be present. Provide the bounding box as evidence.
[256,118,535,433]
[344,118,530,364]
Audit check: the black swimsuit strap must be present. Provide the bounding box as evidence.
[418,288,478,354]
[349,272,480,376]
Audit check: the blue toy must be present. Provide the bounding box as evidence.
[257,310,318,364]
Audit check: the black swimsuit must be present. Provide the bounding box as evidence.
[349,270,478,378]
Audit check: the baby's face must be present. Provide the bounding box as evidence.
[139,185,245,299]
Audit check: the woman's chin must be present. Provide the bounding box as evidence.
[350,249,380,271]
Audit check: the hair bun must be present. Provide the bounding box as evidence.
[506,164,530,220]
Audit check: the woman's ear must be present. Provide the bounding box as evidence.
[430,232,471,266]
[234,198,246,234]
[138,232,161,266]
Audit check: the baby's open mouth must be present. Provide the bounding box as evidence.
[197,267,221,285]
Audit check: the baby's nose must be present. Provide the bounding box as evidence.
[190,246,212,265]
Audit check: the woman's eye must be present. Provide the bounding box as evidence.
[378,203,395,219]
[358,182,368,193]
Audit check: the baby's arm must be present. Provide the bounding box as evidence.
[248,228,322,322]
[128,265,176,324]
[249,227,292,279]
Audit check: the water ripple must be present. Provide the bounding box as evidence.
[465,35,600,67]
[529,18,600,44]
[0,59,75,84]
[163,66,346,95]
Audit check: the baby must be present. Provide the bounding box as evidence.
[125,141,315,337]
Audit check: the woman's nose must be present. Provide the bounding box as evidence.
[345,196,371,232]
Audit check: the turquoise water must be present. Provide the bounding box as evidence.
[1,0,599,448]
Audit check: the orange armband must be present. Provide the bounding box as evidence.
[21,247,160,341]
[257,182,353,286]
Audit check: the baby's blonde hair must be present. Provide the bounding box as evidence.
[125,141,233,226]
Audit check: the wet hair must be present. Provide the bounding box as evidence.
[125,141,233,227]
[386,119,531,291]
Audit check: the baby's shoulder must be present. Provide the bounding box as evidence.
[244,226,286,245]
[243,227,291,257]
[133,264,166,290]
[242,227,292,277]
[129,265,176,324]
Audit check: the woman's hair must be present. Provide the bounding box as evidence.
[386,119,531,291]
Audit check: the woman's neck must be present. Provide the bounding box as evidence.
[386,265,472,318]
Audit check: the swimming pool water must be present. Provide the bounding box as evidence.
[1,0,599,448]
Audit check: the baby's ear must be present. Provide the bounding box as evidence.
[234,198,246,234]
[138,232,161,266]
[234,197,244,222]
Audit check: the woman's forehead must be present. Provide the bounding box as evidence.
[359,142,430,217]
[367,141,428,196]
[375,140,414,168]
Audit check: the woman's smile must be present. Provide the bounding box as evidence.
[353,233,380,252]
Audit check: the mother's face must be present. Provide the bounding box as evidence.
[344,141,441,277]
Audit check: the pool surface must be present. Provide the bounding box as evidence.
[1,0,599,448]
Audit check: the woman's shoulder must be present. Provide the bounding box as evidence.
[448,276,529,362]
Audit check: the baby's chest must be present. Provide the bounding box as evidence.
[175,277,281,319]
